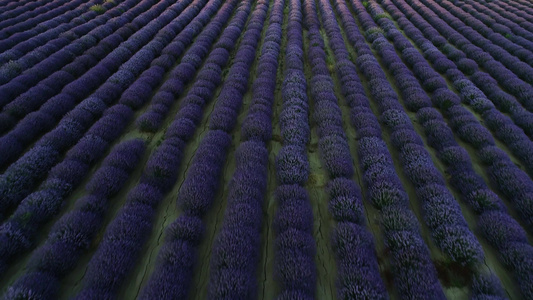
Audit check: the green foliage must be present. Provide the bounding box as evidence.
[375,13,392,20]
[365,27,384,36]
[90,4,105,14]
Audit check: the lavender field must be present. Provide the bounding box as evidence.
[1,0,533,298]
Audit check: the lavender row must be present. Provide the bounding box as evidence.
[399,0,533,119]
[0,0,48,20]
[389,1,533,139]
[0,0,35,15]
[0,0,88,42]
[277,1,308,149]
[206,2,284,299]
[367,0,510,293]
[440,0,533,67]
[381,0,533,297]
[0,100,135,275]
[417,0,533,89]
[458,0,533,63]
[0,0,213,175]
[140,0,265,297]
[322,0,445,297]
[397,0,533,234]
[384,0,533,191]
[208,0,269,133]
[134,0,247,134]
[463,0,533,44]
[470,69,533,139]
[432,0,533,83]
[0,0,154,105]
[0,0,168,136]
[0,0,98,53]
[0,2,177,119]
[507,0,533,11]
[0,0,227,264]
[306,0,391,298]
[475,0,533,39]
[0,0,69,31]
[273,0,315,297]
[135,0,250,132]
[492,0,533,24]
[403,0,533,113]
[431,1,533,139]
[0,0,131,90]
[493,0,533,33]
[2,139,145,300]
[479,0,533,24]
[118,0,229,114]
[0,0,207,266]
[0,0,200,221]
[350,0,485,268]
[71,1,241,298]
[498,0,533,11]
[0,0,127,99]
[0,0,111,64]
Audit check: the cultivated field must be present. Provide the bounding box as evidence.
[1,0,533,299]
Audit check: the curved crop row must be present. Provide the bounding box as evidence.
[0,0,224,276]
[348,0,485,269]
[367,0,512,294]
[401,0,533,230]
[491,0,533,25]
[2,139,145,300]
[139,0,268,298]
[380,0,533,297]
[461,0,533,45]
[0,0,125,88]
[0,0,171,135]
[0,0,201,221]
[70,1,244,297]
[402,0,533,112]
[0,0,125,110]
[322,0,445,298]
[0,0,51,20]
[426,0,533,84]
[0,0,99,54]
[418,0,533,93]
[0,0,69,31]
[1,0,532,297]
[304,0,389,298]
[0,0,89,43]
[272,0,315,297]
[0,98,134,274]
[439,0,533,68]
[392,0,533,235]
[388,1,533,139]
[135,0,254,132]
[205,0,284,298]
[372,0,533,221]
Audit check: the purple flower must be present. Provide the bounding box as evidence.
[479,211,528,249]
[276,145,309,185]
[275,241,316,293]
[86,166,129,197]
[471,272,507,299]
[368,177,409,209]
[3,272,59,300]
[381,205,421,234]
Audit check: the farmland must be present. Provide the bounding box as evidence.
[1,0,533,298]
